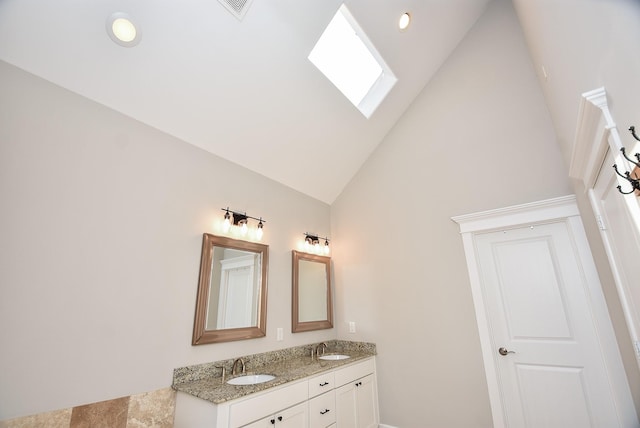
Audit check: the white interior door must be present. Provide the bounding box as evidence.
[453,196,637,428]
[217,255,256,329]
[475,222,621,427]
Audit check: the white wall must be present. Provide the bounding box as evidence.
[331,1,573,426]
[0,60,335,420]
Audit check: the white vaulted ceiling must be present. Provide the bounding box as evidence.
[0,0,491,203]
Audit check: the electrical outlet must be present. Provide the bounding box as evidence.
[349,322,356,334]
[277,327,283,341]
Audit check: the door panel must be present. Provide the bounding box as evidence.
[475,222,621,427]
[517,364,591,427]
[493,238,572,339]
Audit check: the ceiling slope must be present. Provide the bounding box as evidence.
[0,0,490,203]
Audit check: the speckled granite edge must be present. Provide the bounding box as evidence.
[171,340,376,404]
[172,340,375,385]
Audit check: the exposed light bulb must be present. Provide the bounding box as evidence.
[256,221,264,241]
[223,211,231,233]
[324,240,330,255]
[240,221,248,236]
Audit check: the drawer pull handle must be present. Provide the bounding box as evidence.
[319,382,329,386]
[320,409,331,415]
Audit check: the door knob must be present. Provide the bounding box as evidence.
[498,347,515,356]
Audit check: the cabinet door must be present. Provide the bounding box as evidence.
[335,375,378,428]
[276,402,308,428]
[354,375,377,428]
[335,382,356,427]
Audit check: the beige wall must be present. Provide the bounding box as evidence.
[512,0,640,414]
[0,60,334,420]
[331,1,573,426]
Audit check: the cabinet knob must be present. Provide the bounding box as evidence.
[270,419,275,425]
[277,416,283,422]
[355,381,362,387]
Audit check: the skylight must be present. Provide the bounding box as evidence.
[308,5,396,118]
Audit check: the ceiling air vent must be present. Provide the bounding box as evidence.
[218,0,255,20]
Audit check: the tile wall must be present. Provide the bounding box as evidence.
[0,387,175,428]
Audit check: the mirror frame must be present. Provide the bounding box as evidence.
[192,233,269,345]
[292,250,333,333]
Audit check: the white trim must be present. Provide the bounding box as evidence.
[451,194,578,234]
[452,197,637,428]
[587,188,639,343]
[569,86,640,369]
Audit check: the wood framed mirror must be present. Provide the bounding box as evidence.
[192,234,268,344]
[292,250,333,332]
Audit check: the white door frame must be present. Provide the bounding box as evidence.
[452,195,636,428]
[570,87,640,359]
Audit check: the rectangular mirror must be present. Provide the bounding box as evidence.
[192,234,268,344]
[292,250,333,332]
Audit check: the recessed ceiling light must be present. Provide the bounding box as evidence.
[398,12,411,31]
[106,12,141,47]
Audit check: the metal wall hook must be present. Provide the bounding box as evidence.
[612,127,640,195]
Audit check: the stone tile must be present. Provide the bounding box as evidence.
[70,396,129,428]
[126,388,176,428]
[0,408,72,428]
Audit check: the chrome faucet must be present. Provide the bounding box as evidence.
[231,358,246,375]
[315,342,327,356]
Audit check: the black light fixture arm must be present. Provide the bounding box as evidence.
[221,207,266,225]
[304,232,330,244]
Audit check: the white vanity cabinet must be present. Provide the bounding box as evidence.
[334,359,378,428]
[173,357,378,428]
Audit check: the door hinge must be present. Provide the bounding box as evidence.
[596,215,607,231]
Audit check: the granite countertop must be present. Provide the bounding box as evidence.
[172,340,376,404]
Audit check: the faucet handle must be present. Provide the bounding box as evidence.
[215,366,227,380]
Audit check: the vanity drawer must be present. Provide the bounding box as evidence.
[308,371,335,398]
[309,391,336,428]
[334,358,374,387]
[229,380,308,427]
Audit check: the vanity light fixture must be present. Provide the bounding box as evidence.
[221,207,266,240]
[398,12,411,31]
[304,233,330,255]
[106,12,141,47]
[613,126,640,196]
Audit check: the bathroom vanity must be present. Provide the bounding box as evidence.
[172,341,378,428]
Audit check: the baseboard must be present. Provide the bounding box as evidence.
[379,424,399,428]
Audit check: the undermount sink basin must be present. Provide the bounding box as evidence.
[227,374,275,386]
[319,354,351,361]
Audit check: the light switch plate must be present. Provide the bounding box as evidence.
[349,322,356,333]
